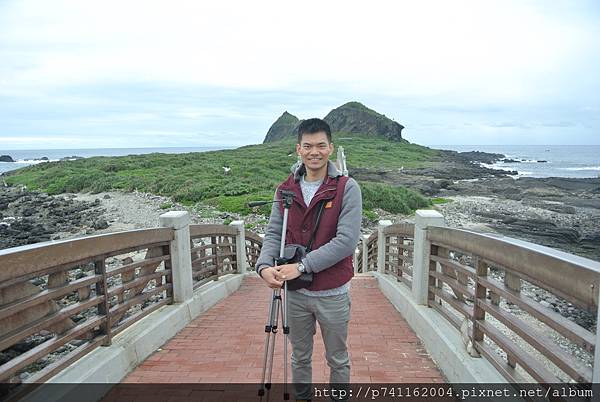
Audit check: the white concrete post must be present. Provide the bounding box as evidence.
[353,247,359,274]
[412,210,446,305]
[361,234,369,272]
[594,290,600,382]
[159,211,193,303]
[377,220,392,274]
[229,220,247,274]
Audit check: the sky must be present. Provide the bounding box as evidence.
[1,0,599,149]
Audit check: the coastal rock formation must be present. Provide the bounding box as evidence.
[324,102,404,142]
[0,155,15,162]
[262,101,404,142]
[456,151,505,165]
[0,187,107,249]
[263,112,300,143]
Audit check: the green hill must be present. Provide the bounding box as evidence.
[5,134,439,215]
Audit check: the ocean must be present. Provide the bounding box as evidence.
[0,146,234,175]
[1,144,599,179]
[432,145,600,179]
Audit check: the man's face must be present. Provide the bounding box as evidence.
[296,131,334,173]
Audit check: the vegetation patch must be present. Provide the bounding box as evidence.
[5,134,440,216]
[431,197,452,205]
[360,182,432,214]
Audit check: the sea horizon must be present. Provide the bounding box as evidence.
[2,144,600,179]
[431,144,600,179]
[0,146,235,175]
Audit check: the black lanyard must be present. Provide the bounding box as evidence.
[305,200,326,253]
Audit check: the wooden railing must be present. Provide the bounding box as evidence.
[426,227,599,383]
[357,212,600,384]
[356,232,377,273]
[189,224,239,289]
[0,218,263,393]
[5,206,598,386]
[383,224,414,288]
[0,229,174,385]
[245,231,263,271]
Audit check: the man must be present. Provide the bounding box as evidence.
[255,118,362,401]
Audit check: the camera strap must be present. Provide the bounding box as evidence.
[305,200,326,253]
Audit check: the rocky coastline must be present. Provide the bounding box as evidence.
[353,149,600,262]
[2,149,599,262]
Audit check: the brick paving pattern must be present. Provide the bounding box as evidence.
[121,275,444,384]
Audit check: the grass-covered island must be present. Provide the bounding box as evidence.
[3,134,439,218]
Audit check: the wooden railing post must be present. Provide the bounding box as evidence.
[377,220,392,274]
[471,257,487,356]
[361,234,369,273]
[593,290,600,382]
[230,220,247,274]
[159,211,193,303]
[412,210,445,305]
[95,259,112,346]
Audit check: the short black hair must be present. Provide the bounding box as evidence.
[297,118,332,144]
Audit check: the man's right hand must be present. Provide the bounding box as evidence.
[259,267,284,289]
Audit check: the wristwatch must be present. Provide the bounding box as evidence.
[297,262,306,273]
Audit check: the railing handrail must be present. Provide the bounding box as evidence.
[189,224,238,238]
[0,228,174,283]
[383,223,414,237]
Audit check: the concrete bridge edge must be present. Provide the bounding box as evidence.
[372,272,505,383]
[22,273,248,402]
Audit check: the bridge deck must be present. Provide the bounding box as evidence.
[121,275,444,384]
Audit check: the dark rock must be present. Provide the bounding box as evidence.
[263,111,300,143]
[0,155,15,162]
[59,155,84,161]
[477,211,508,221]
[93,219,109,230]
[324,102,404,142]
[457,151,505,164]
[103,194,111,199]
[501,217,518,224]
[0,186,108,250]
[21,208,35,217]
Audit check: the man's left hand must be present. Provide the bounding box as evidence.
[274,263,302,281]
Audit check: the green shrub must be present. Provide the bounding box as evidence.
[363,209,378,221]
[360,182,431,214]
[431,197,452,204]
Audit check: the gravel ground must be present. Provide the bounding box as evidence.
[67,191,270,237]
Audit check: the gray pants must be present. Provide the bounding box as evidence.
[287,290,351,400]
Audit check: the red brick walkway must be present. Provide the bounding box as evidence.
[121,275,444,384]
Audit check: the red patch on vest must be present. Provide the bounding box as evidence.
[325,201,333,209]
